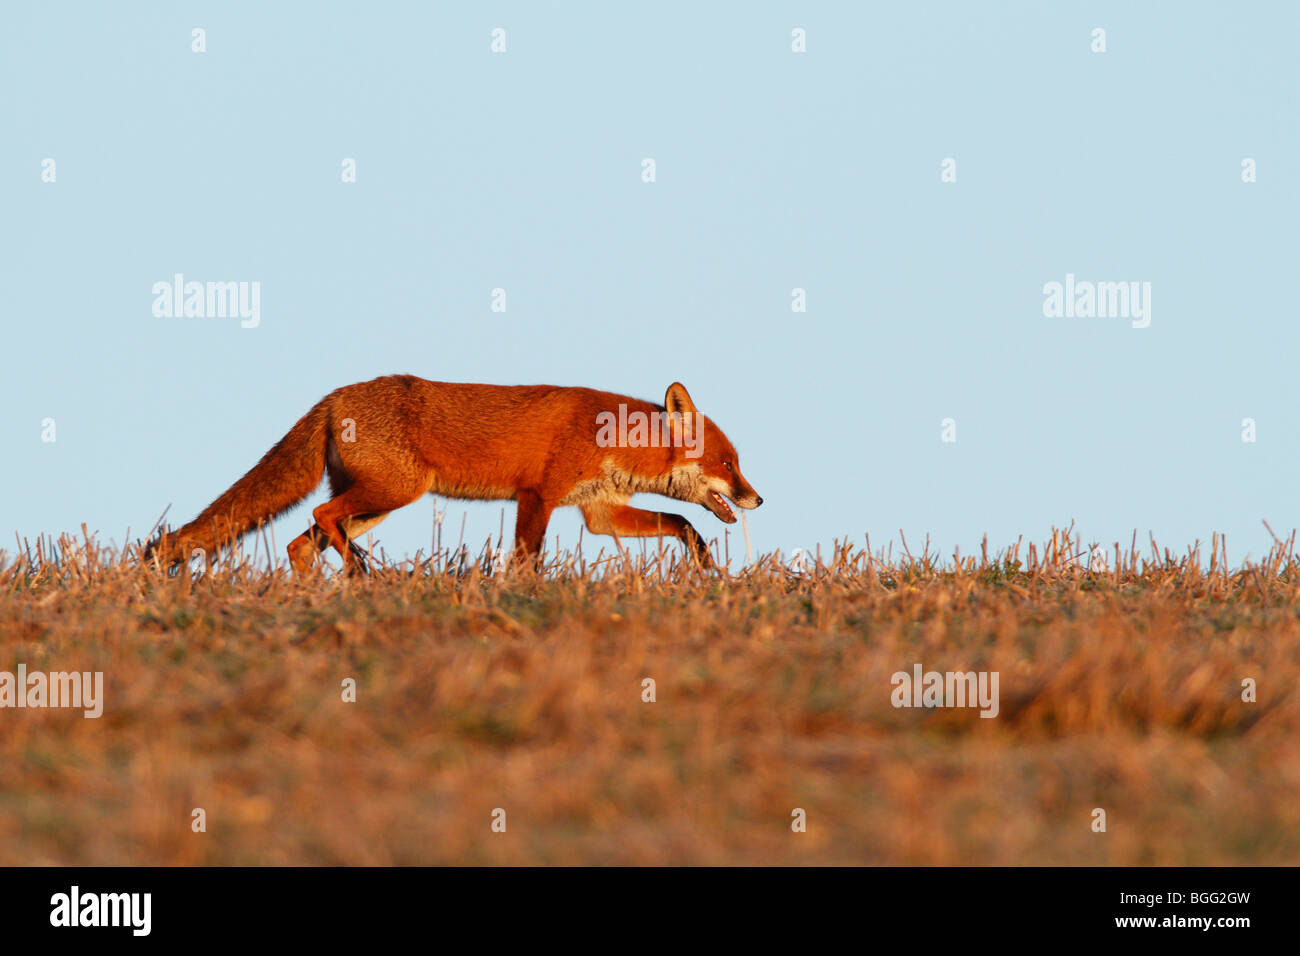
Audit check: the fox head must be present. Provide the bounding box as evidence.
[664,382,762,524]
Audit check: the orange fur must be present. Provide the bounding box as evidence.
[145,375,762,574]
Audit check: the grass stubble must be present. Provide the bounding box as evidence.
[0,524,1296,865]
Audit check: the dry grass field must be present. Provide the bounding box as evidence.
[1,526,1297,865]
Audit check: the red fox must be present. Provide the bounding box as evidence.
[145,375,762,574]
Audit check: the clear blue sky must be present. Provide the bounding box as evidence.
[3,2,1296,569]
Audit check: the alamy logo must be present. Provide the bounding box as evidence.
[891,663,1000,718]
[595,404,703,458]
[152,274,261,328]
[1042,273,1151,328]
[0,664,103,718]
[50,886,151,936]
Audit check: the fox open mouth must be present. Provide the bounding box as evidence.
[705,489,737,523]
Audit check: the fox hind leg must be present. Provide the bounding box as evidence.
[287,511,391,576]
[287,525,329,576]
[313,478,429,575]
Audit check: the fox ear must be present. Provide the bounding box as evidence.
[664,382,697,417]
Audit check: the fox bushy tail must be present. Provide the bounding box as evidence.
[145,401,330,567]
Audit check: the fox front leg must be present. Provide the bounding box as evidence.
[581,503,717,570]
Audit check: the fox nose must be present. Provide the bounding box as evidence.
[755,495,763,506]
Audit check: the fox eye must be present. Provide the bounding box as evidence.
[724,461,733,472]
